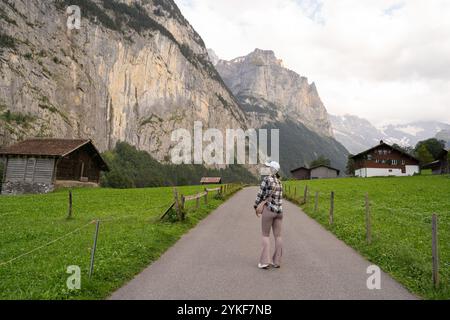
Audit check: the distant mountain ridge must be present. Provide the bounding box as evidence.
[330,114,450,154]
[435,129,450,148]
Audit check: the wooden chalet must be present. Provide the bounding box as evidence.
[351,140,420,177]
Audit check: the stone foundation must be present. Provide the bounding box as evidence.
[54,180,99,189]
[1,181,54,195]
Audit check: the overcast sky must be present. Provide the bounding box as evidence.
[175,0,450,126]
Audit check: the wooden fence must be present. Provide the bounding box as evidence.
[284,182,442,290]
[161,183,243,221]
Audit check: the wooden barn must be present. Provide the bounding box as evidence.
[200,177,222,185]
[0,139,109,195]
[310,165,340,179]
[291,165,340,180]
[422,148,449,175]
[351,140,420,177]
[290,166,311,180]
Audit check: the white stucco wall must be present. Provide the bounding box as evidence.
[405,165,420,176]
[355,166,420,177]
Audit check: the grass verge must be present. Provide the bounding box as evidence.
[0,184,242,299]
[284,175,450,299]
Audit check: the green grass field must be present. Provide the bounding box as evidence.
[284,175,450,299]
[0,184,240,300]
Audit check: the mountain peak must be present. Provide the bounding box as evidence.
[247,48,283,67]
[215,50,333,137]
[207,48,219,65]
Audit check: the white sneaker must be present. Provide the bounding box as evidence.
[258,263,270,269]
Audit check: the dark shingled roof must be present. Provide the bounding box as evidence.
[0,139,109,170]
[290,166,309,173]
[310,164,340,175]
[200,177,222,184]
[351,140,419,162]
[0,139,91,156]
[291,165,340,175]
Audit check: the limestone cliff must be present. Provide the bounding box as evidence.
[215,49,333,137]
[0,0,246,161]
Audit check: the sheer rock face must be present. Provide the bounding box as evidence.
[215,49,333,137]
[0,0,246,162]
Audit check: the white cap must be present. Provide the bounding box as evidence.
[265,161,280,174]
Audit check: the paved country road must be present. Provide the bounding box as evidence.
[110,187,417,300]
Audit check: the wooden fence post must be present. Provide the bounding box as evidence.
[196,196,200,209]
[294,186,296,198]
[89,220,100,278]
[181,195,186,220]
[67,190,73,219]
[204,188,208,204]
[173,188,181,221]
[314,191,319,213]
[329,191,334,225]
[432,214,439,288]
[304,185,308,204]
[365,193,372,244]
[181,195,186,211]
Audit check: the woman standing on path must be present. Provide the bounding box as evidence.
[254,161,283,269]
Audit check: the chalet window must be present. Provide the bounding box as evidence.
[367,154,372,160]
[392,160,398,165]
[401,160,405,165]
[383,150,387,155]
[381,159,386,164]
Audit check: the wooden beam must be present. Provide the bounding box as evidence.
[329,191,334,225]
[314,191,319,213]
[160,202,175,220]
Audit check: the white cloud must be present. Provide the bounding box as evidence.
[176,0,450,126]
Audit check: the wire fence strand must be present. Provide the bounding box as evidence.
[0,220,96,267]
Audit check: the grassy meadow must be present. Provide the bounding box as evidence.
[0,184,241,300]
[284,175,450,299]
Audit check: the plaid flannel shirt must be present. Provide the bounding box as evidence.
[254,175,283,214]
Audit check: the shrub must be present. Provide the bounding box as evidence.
[0,33,16,49]
[0,110,35,127]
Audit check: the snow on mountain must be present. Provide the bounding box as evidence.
[330,115,450,154]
